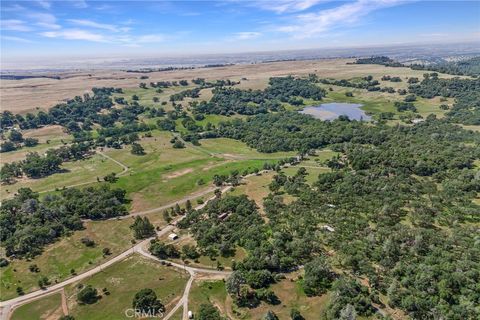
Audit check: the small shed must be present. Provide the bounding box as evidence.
[412,118,425,124]
[218,212,230,220]
[168,233,178,241]
[321,225,335,232]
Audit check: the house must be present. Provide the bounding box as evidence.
[412,118,425,124]
[168,233,178,241]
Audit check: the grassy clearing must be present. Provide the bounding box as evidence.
[283,166,331,185]
[188,276,331,320]
[229,151,335,211]
[112,86,194,110]
[104,131,288,211]
[199,138,295,159]
[1,153,122,199]
[66,254,189,320]
[1,125,71,164]
[230,172,276,213]
[114,157,267,211]
[189,280,229,317]
[320,85,448,120]
[461,125,480,132]
[102,130,206,173]
[164,229,248,270]
[11,292,63,320]
[0,218,134,301]
[0,204,174,301]
[195,114,246,127]
[242,273,331,320]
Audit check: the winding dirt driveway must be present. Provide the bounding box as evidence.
[0,186,232,320]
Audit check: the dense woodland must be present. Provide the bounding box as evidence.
[410,56,480,77]
[0,185,127,257]
[192,76,325,115]
[409,73,480,124]
[354,55,480,77]
[179,114,480,319]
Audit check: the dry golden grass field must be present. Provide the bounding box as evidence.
[0,58,456,114]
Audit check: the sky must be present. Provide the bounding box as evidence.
[1,0,479,63]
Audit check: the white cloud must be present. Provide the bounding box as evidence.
[40,29,106,42]
[73,0,88,9]
[0,19,32,32]
[277,0,405,38]
[1,35,35,43]
[250,0,328,13]
[234,32,262,40]
[28,12,61,29]
[68,19,120,32]
[94,4,114,11]
[36,1,51,10]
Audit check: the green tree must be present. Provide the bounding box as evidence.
[173,139,185,149]
[303,256,335,296]
[226,271,247,297]
[77,285,99,304]
[197,303,222,320]
[132,288,165,316]
[182,244,200,259]
[9,130,23,142]
[264,310,279,320]
[131,143,145,155]
[162,210,172,223]
[24,137,39,147]
[290,308,305,320]
[185,199,192,212]
[104,172,118,183]
[130,216,155,239]
[149,240,180,259]
[0,141,16,152]
[339,304,357,320]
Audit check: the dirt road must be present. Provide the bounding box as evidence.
[0,186,231,320]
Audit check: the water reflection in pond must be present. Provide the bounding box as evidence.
[300,103,371,121]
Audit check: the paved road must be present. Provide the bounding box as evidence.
[0,186,231,320]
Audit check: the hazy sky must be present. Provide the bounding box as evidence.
[1,0,479,62]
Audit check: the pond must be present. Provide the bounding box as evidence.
[299,103,371,121]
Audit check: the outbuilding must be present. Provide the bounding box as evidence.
[168,233,179,241]
[321,225,335,232]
